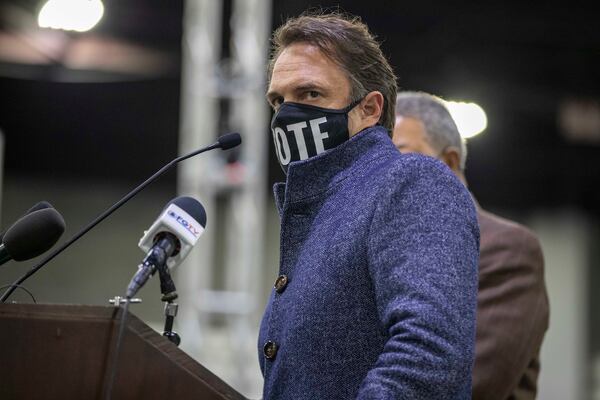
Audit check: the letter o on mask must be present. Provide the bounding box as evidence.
[272,127,291,166]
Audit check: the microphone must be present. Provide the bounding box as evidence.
[126,196,206,298]
[0,201,53,243]
[217,132,242,150]
[0,208,66,267]
[0,133,239,303]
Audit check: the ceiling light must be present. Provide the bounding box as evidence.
[38,0,104,33]
[444,100,488,139]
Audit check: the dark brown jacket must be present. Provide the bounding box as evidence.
[473,208,549,400]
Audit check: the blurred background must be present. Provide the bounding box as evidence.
[0,1,598,399]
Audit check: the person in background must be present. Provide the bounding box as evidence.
[258,11,480,400]
[394,91,549,400]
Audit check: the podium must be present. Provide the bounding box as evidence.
[0,303,249,400]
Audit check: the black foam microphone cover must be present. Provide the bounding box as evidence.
[3,208,66,261]
[217,132,242,150]
[27,201,54,213]
[0,201,54,243]
[166,196,207,228]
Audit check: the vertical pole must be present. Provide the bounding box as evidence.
[177,0,223,360]
[177,0,271,396]
[224,0,271,392]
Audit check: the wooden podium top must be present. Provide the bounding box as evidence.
[0,303,249,400]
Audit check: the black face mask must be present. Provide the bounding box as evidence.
[270,99,362,173]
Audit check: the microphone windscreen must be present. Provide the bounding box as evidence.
[217,132,242,150]
[27,201,54,214]
[3,208,66,261]
[167,196,207,228]
[0,201,54,243]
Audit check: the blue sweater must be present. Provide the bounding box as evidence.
[258,126,479,399]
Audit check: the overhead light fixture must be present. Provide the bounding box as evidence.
[38,0,104,33]
[444,100,488,139]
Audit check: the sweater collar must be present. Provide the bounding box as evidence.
[273,125,395,213]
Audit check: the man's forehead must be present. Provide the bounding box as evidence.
[268,43,346,93]
[275,43,330,66]
[395,116,426,132]
[393,116,429,142]
[395,115,407,125]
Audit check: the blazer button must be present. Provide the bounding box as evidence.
[274,275,289,293]
[263,340,278,360]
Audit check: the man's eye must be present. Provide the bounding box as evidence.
[307,91,319,99]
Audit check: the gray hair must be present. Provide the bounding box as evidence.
[395,91,467,170]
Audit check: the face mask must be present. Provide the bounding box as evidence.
[270,99,362,173]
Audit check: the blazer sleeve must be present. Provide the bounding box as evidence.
[472,220,549,400]
[357,158,480,400]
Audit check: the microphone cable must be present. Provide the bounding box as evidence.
[0,284,36,303]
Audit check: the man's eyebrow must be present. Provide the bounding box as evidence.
[266,82,326,104]
[294,83,323,92]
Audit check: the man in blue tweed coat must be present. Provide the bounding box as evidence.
[259,12,480,399]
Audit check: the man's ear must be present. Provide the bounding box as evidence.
[440,146,462,175]
[360,91,384,125]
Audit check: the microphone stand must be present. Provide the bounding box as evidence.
[156,263,180,346]
[104,246,180,400]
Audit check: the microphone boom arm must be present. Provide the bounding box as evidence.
[0,137,233,303]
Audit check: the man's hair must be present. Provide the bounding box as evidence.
[395,91,467,170]
[268,11,398,133]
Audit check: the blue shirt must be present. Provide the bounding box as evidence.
[259,126,479,399]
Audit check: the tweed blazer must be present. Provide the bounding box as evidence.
[472,208,549,400]
[258,126,480,400]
